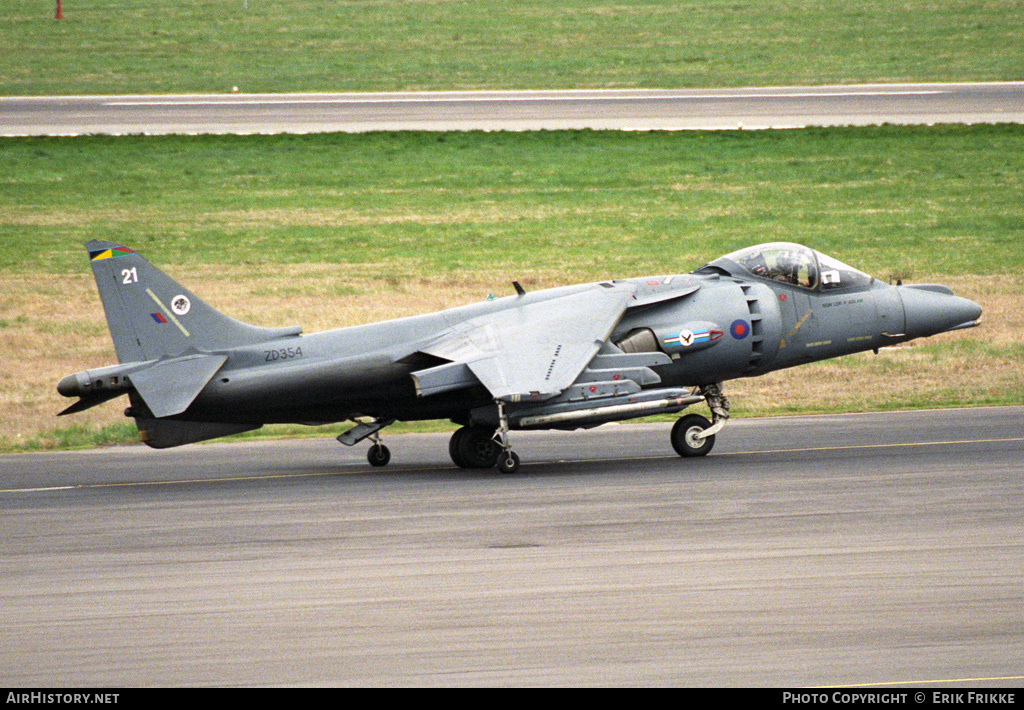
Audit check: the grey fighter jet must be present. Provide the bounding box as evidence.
[58,240,982,473]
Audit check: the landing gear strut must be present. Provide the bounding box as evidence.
[493,400,520,474]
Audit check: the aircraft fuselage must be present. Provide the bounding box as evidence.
[167,264,971,427]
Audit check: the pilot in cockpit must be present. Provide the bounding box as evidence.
[771,250,803,285]
[747,249,802,285]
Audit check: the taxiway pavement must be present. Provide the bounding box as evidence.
[2,407,1022,686]
[2,82,1023,136]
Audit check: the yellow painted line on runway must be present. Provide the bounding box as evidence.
[720,436,1024,457]
[593,436,1024,462]
[2,437,1021,494]
[819,674,1024,687]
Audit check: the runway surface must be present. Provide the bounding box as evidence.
[2,82,1023,136]
[2,406,1022,687]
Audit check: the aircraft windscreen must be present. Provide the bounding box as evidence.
[722,243,873,291]
[815,252,873,290]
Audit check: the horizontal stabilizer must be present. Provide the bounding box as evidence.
[130,354,228,418]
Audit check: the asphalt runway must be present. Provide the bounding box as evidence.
[2,406,1022,687]
[2,82,1023,135]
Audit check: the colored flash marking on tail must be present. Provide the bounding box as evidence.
[146,288,190,337]
[89,246,134,261]
[150,313,167,324]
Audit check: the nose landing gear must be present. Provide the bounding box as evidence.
[670,383,729,458]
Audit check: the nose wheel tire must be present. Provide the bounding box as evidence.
[671,414,716,457]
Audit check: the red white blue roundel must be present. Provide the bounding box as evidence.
[730,319,750,339]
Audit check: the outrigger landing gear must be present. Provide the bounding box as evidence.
[496,451,521,474]
[670,383,730,458]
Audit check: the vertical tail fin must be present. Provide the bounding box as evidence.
[85,240,301,362]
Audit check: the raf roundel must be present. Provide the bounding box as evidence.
[730,319,750,340]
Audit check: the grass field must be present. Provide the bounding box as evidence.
[2,0,1023,95]
[2,126,1022,451]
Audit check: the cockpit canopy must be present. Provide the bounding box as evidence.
[701,243,874,291]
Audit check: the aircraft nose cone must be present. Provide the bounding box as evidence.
[898,285,982,339]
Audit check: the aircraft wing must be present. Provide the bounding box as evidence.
[414,282,639,402]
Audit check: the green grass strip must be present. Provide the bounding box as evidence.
[2,0,1022,95]
[3,125,1022,279]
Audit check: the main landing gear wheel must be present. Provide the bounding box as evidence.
[671,414,716,457]
[449,426,501,469]
[367,443,391,467]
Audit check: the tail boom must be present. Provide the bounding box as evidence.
[59,241,305,446]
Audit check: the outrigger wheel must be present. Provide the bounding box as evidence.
[671,413,716,457]
[367,442,391,467]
